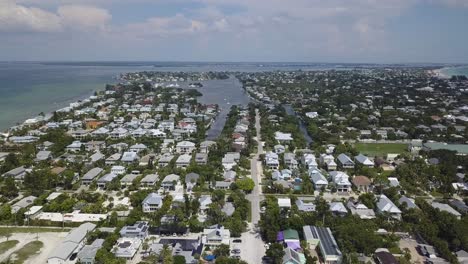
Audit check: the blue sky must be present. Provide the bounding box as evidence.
[1,0,468,63]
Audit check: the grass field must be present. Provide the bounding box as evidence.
[355,143,408,157]
[0,240,19,254]
[0,227,69,237]
[9,241,43,264]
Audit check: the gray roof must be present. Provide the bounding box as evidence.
[163,174,180,183]
[303,225,342,257]
[337,153,354,165]
[399,196,418,209]
[222,202,235,216]
[82,168,103,180]
[185,172,200,184]
[143,193,163,205]
[49,241,79,260]
[65,222,96,243]
[77,239,104,261]
[98,173,118,183]
[121,174,138,183]
[3,166,25,177]
[141,174,159,183]
[50,223,97,260]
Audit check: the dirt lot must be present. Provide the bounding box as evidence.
[0,231,67,264]
[399,238,424,264]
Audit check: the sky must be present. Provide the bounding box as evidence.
[1,0,468,63]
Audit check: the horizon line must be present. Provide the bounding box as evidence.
[0,60,467,66]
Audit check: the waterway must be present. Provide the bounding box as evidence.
[173,76,251,139]
[283,104,313,144]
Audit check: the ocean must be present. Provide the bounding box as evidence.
[0,61,353,131]
[439,66,468,78]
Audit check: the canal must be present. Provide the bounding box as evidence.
[283,104,313,144]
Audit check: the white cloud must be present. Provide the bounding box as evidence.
[58,5,111,31]
[0,1,62,32]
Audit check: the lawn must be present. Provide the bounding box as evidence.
[355,143,408,157]
[0,227,69,237]
[0,240,19,254]
[8,241,43,264]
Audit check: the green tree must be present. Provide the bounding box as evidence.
[266,243,285,264]
[174,255,186,264]
[235,178,255,193]
[213,244,231,257]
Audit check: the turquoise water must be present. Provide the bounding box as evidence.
[440,66,468,77]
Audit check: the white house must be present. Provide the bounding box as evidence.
[142,193,163,213]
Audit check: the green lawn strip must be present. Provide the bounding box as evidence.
[9,241,43,264]
[355,143,408,156]
[0,227,69,237]
[0,240,19,254]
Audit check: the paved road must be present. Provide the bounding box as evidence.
[247,109,264,225]
[243,109,266,264]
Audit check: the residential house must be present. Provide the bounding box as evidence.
[303,153,318,169]
[185,172,200,191]
[329,171,352,192]
[113,237,141,260]
[278,198,292,208]
[320,154,337,171]
[140,174,159,187]
[109,127,128,139]
[129,143,147,153]
[111,165,126,175]
[376,194,402,220]
[105,153,121,165]
[337,154,355,169]
[295,199,316,212]
[12,195,37,213]
[284,153,298,169]
[202,225,231,247]
[35,150,52,162]
[275,131,293,144]
[176,154,192,168]
[97,173,118,189]
[142,193,163,213]
[347,199,376,219]
[352,176,372,193]
[119,221,149,239]
[274,144,286,154]
[81,168,103,186]
[329,202,348,217]
[120,173,139,187]
[431,202,462,219]
[161,174,180,190]
[195,153,208,165]
[303,225,343,264]
[265,151,280,170]
[399,196,418,209]
[355,154,374,168]
[200,140,216,153]
[199,195,212,214]
[283,247,306,264]
[76,239,104,264]
[214,181,232,190]
[158,153,175,167]
[176,141,196,153]
[66,141,83,152]
[223,170,237,182]
[121,152,140,163]
[309,169,328,190]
